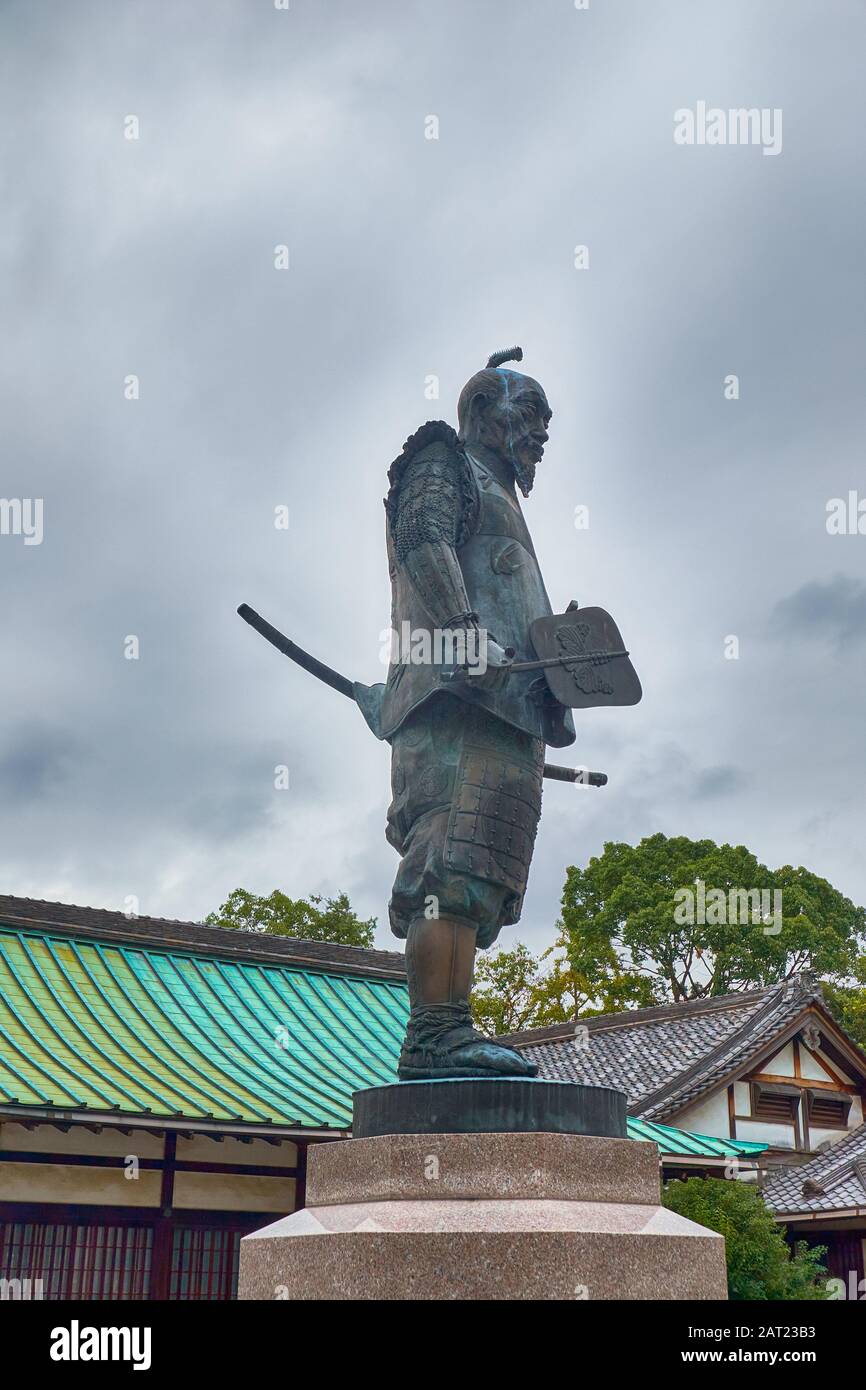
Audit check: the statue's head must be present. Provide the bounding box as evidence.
[456,347,551,497]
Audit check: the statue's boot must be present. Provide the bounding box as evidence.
[398,1001,537,1079]
[398,917,538,1080]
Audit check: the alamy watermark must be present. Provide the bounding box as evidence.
[0,498,43,545]
[828,1271,866,1300]
[50,1322,151,1371]
[1,1276,44,1299]
[674,878,782,936]
[826,490,866,535]
[674,102,782,157]
[380,622,491,674]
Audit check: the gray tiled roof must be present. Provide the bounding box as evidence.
[763,1123,866,1215]
[506,973,840,1119]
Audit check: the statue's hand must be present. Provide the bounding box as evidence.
[446,633,513,692]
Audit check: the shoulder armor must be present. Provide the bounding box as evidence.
[385,421,478,547]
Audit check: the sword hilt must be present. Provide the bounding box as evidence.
[543,763,607,787]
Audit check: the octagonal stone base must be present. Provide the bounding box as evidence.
[238,1132,727,1301]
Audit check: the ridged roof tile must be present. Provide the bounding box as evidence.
[0,922,407,1129]
[504,973,863,1121]
[763,1123,866,1215]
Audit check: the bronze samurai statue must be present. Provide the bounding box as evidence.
[239,346,640,1083]
[368,347,572,1079]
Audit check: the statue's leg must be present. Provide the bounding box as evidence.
[398,913,537,1080]
[404,915,476,1009]
[387,698,539,1079]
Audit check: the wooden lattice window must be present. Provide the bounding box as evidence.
[169,1226,241,1300]
[751,1083,799,1123]
[0,1220,152,1300]
[806,1090,852,1129]
[0,1215,253,1301]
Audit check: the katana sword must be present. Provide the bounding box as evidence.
[238,603,608,787]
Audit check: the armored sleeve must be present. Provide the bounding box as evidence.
[393,451,477,629]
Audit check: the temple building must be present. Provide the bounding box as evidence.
[501,973,866,1286]
[5,895,863,1300]
[0,895,405,1299]
[763,1123,866,1295]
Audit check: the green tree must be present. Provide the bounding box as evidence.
[560,833,865,1003]
[662,1177,829,1300]
[471,939,655,1035]
[206,888,376,948]
[472,943,567,1035]
[821,954,866,1049]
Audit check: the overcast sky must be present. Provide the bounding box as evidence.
[2,0,864,955]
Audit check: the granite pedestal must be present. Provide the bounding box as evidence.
[238,1079,727,1301]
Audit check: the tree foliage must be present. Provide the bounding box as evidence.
[663,1177,829,1300]
[471,942,572,1035]
[560,833,865,1003]
[205,888,376,948]
[820,953,866,1049]
[471,938,654,1035]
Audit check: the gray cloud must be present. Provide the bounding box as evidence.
[0,724,83,802]
[692,766,745,800]
[773,575,866,646]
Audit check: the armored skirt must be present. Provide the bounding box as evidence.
[386,693,545,949]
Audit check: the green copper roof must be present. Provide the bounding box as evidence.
[0,921,767,1155]
[627,1116,767,1158]
[0,924,408,1129]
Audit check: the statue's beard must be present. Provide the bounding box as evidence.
[467,429,537,496]
[512,454,536,497]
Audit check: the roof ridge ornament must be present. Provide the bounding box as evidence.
[801,1177,826,1197]
[806,1135,866,1195]
[796,966,821,995]
[781,968,821,1001]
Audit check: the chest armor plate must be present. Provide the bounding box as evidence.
[374,455,575,748]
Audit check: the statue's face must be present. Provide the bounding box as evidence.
[471,371,552,495]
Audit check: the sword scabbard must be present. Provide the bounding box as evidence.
[238,604,356,700]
